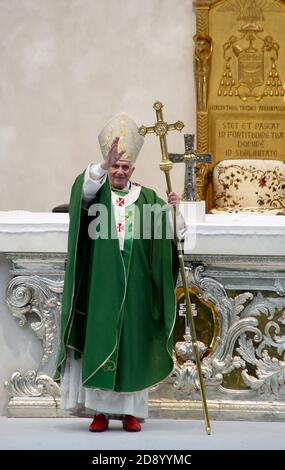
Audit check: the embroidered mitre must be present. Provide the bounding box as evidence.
[98,112,144,163]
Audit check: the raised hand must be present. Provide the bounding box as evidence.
[101,137,126,170]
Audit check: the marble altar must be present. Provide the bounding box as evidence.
[1,210,285,420]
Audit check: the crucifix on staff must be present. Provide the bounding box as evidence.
[139,101,211,435]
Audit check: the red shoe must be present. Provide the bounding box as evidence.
[122,415,141,432]
[89,414,109,432]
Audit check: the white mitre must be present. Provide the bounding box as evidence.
[98,112,144,163]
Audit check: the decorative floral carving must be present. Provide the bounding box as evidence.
[4,370,60,398]
[6,275,63,373]
[5,254,65,408]
[173,265,285,399]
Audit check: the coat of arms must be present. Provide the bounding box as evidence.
[218,0,284,101]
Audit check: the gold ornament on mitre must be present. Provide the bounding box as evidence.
[98,112,144,163]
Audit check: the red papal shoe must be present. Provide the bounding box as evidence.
[89,414,109,432]
[122,415,141,432]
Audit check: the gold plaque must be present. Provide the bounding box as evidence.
[194,0,285,208]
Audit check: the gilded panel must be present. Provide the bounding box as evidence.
[194,0,285,206]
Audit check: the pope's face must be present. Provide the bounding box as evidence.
[108,161,135,189]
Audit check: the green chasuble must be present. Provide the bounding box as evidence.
[57,172,178,392]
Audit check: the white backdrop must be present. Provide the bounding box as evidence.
[0,0,196,211]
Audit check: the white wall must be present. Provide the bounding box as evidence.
[0,0,196,211]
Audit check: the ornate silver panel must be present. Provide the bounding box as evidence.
[150,254,285,420]
[4,253,65,416]
[5,252,285,420]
